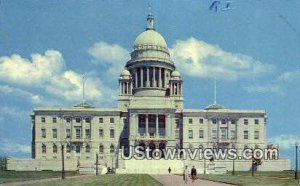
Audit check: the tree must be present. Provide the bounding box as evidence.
[0,156,7,171]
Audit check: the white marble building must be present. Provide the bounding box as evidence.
[7,13,290,173]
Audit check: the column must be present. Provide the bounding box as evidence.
[156,115,159,137]
[140,67,143,87]
[119,82,122,95]
[152,67,156,87]
[158,68,161,88]
[146,67,150,87]
[126,82,128,94]
[164,70,168,88]
[135,69,138,88]
[170,82,173,95]
[145,115,149,136]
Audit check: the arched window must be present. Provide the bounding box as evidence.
[99,144,104,153]
[42,144,46,153]
[53,144,57,153]
[86,144,91,153]
[110,144,115,154]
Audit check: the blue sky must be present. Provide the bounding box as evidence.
[0,1,299,167]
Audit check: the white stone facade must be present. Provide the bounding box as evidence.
[8,13,290,173]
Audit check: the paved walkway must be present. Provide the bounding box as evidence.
[151,175,235,186]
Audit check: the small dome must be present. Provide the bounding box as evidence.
[171,70,181,77]
[120,69,131,76]
[134,30,167,48]
[205,103,226,110]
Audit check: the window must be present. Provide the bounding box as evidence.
[99,129,104,138]
[199,130,204,139]
[199,118,204,124]
[230,130,236,139]
[244,130,249,139]
[42,144,46,153]
[188,130,193,139]
[76,118,81,123]
[66,144,71,153]
[175,129,180,139]
[231,120,236,124]
[53,144,57,153]
[52,117,57,123]
[123,118,128,124]
[86,145,90,153]
[255,119,259,125]
[41,129,46,138]
[52,129,57,139]
[99,117,103,123]
[221,119,226,124]
[110,118,114,123]
[66,129,71,138]
[85,117,90,123]
[212,119,217,124]
[254,131,259,139]
[75,145,80,153]
[221,128,227,139]
[65,117,71,123]
[41,117,45,123]
[110,129,115,138]
[175,118,180,129]
[76,128,81,139]
[244,119,248,125]
[212,130,217,139]
[188,118,193,124]
[99,144,104,153]
[85,129,90,139]
[110,144,115,153]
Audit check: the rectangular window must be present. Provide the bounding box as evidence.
[188,118,193,124]
[52,117,57,123]
[99,129,104,137]
[110,129,115,138]
[75,145,80,153]
[41,129,46,138]
[123,118,128,124]
[85,128,90,139]
[221,119,226,124]
[110,118,114,123]
[66,129,71,138]
[212,129,217,139]
[231,120,236,124]
[41,117,45,123]
[175,129,180,139]
[76,128,81,139]
[254,131,259,139]
[212,119,217,124]
[199,130,204,139]
[230,130,236,139]
[85,118,90,123]
[188,130,193,139]
[175,118,180,129]
[244,119,248,125]
[99,117,103,123]
[76,117,81,123]
[199,118,204,124]
[244,130,249,139]
[255,119,259,125]
[221,128,227,139]
[52,129,57,139]
[66,117,71,123]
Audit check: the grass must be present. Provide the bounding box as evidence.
[31,174,163,186]
[0,170,79,183]
[200,171,300,186]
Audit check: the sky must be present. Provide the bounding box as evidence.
[0,0,299,168]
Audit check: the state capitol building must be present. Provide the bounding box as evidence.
[7,13,290,173]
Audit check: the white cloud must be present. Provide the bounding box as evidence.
[0,140,31,154]
[88,41,130,78]
[0,50,111,105]
[268,134,300,150]
[244,69,300,94]
[170,37,275,81]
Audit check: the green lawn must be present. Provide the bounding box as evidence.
[200,171,300,186]
[31,174,162,186]
[0,170,79,183]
